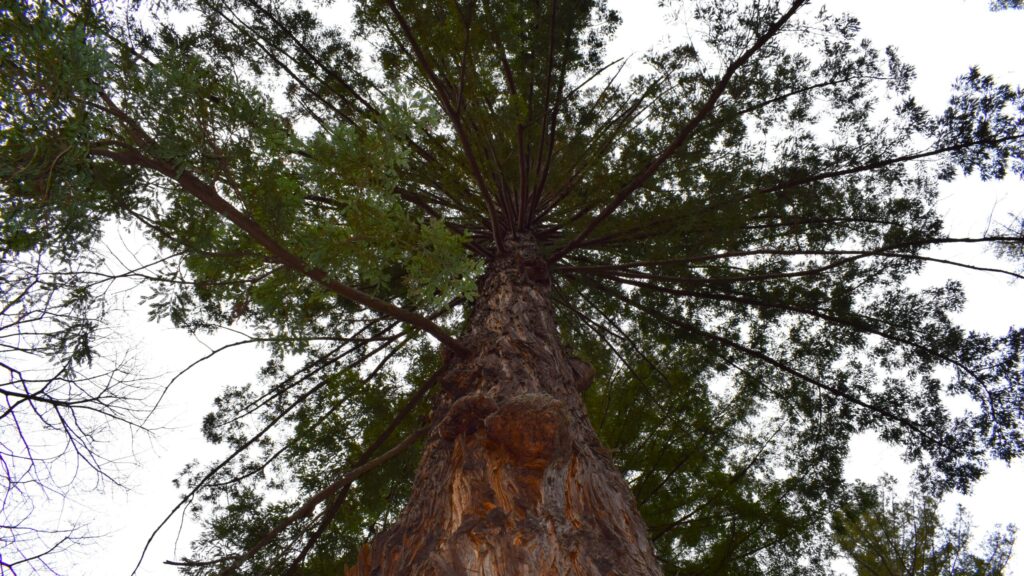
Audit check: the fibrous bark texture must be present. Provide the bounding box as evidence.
[348,237,662,575]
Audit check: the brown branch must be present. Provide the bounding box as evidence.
[128,334,397,575]
[209,1,359,127]
[91,146,465,353]
[531,79,660,226]
[587,280,941,445]
[550,0,810,261]
[681,134,1024,227]
[384,0,505,250]
[282,365,441,575]
[749,135,1024,201]
[235,0,379,115]
[556,235,1024,272]
[217,425,430,576]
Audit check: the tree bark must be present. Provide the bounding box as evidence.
[347,237,662,575]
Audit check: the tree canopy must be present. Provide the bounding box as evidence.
[834,477,1016,576]
[2,0,1024,574]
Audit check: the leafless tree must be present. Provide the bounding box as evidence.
[1,248,154,575]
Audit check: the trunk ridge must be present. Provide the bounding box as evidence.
[349,237,662,575]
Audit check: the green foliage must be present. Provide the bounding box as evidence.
[0,0,137,256]
[3,0,1024,574]
[834,477,1016,576]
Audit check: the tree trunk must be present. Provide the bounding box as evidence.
[347,237,663,575]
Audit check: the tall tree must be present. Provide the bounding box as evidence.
[2,0,1024,574]
[834,477,1016,576]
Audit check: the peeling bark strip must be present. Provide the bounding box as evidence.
[348,237,661,575]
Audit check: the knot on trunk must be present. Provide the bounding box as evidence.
[484,393,570,468]
[569,357,596,392]
[440,393,498,441]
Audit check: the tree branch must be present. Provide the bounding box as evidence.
[550,0,810,261]
[90,146,465,353]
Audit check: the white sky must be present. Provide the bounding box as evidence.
[35,1,1024,575]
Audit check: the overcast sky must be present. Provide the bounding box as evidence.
[42,1,1024,575]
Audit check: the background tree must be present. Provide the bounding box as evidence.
[834,477,1016,576]
[2,0,1024,574]
[0,246,154,575]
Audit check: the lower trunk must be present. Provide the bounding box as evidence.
[347,238,662,575]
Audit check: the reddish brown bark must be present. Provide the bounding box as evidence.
[347,237,662,575]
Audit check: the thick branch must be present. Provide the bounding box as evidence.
[89,147,465,353]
